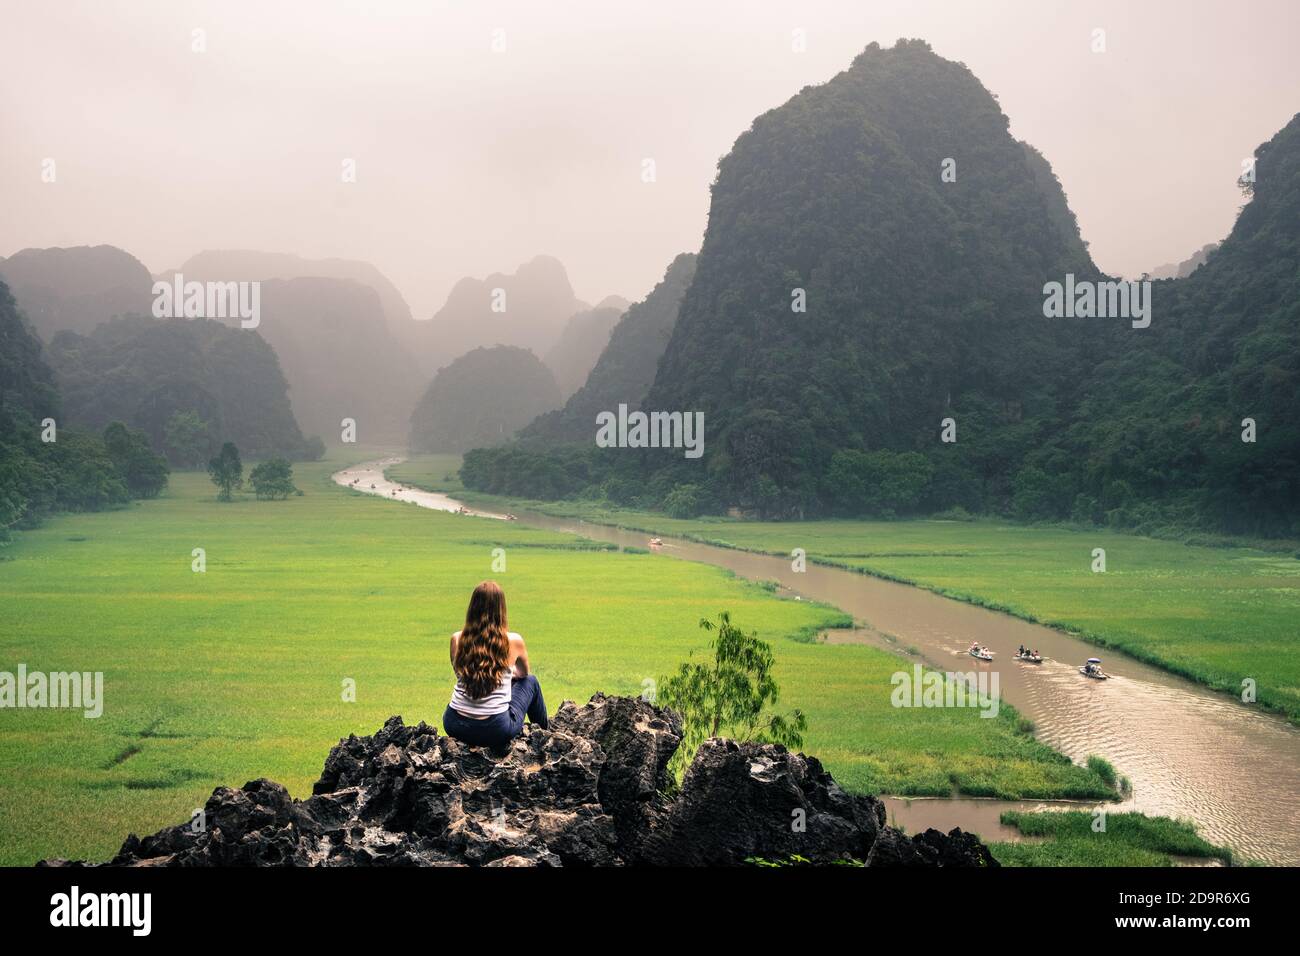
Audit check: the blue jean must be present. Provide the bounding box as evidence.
[443,673,548,748]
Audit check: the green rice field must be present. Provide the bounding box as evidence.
[0,451,1116,866]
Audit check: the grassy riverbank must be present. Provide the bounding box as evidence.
[391,456,1300,725]
[0,451,1117,865]
[991,811,1237,867]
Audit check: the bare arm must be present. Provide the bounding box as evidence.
[510,633,530,678]
[449,632,459,669]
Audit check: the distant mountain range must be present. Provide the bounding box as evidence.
[168,249,415,328]
[524,253,696,442]
[1146,242,1221,280]
[403,255,590,377]
[0,242,633,452]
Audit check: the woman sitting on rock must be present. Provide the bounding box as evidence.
[443,580,548,748]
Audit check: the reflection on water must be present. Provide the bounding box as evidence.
[335,461,1300,864]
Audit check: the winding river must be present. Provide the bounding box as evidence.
[336,459,1300,864]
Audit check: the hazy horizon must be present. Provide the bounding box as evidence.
[3,0,1297,316]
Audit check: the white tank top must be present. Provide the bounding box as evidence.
[449,631,518,716]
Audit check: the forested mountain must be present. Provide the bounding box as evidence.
[0,280,167,540]
[406,256,587,376]
[523,253,697,442]
[46,315,309,462]
[168,249,414,328]
[640,39,1105,517]
[155,255,420,443]
[409,346,561,453]
[543,304,625,399]
[462,42,1300,537]
[0,245,153,340]
[0,283,58,420]
[1044,114,1300,536]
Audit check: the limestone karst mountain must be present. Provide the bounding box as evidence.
[641,39,1102,517]
[45,314,307,460]
[406,255,587,377]
[236,276,421,444]
[543,304,625,400]
[0,244,154,340]
[409,345,562,453]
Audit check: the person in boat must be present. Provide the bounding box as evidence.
[1018,644,1025,657]
[442,580,548,749]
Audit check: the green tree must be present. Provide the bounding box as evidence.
[662,483,704,518]
[102,421,169,498]
[248,458,299,500]
[164,410,210,468]
[658,611,807,779]
[207,442,243,502]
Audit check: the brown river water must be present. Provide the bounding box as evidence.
[336,460,1300,864]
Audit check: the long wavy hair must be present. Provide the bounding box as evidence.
[454,581,510,699]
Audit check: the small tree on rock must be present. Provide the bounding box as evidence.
[659,611,807,780]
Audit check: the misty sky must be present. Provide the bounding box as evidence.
[2,0,1297,316]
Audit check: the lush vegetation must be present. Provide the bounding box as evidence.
[102,421,169,499]
[47,313,314,462]
[991,811,1235,867]
[0,281,169,541]
[409,345,562,453]
[207,442,243,501]
[659,611,807,779]
[463,42,1300,542]
[248,457,300,500]
[400,456,1300,723]
[0,452,1120,865]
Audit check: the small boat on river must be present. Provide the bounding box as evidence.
[1080,658,1109,679]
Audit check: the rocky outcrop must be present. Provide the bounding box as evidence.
[865,824,999,868]
[638,738,885,865]
[38,694,996,868]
